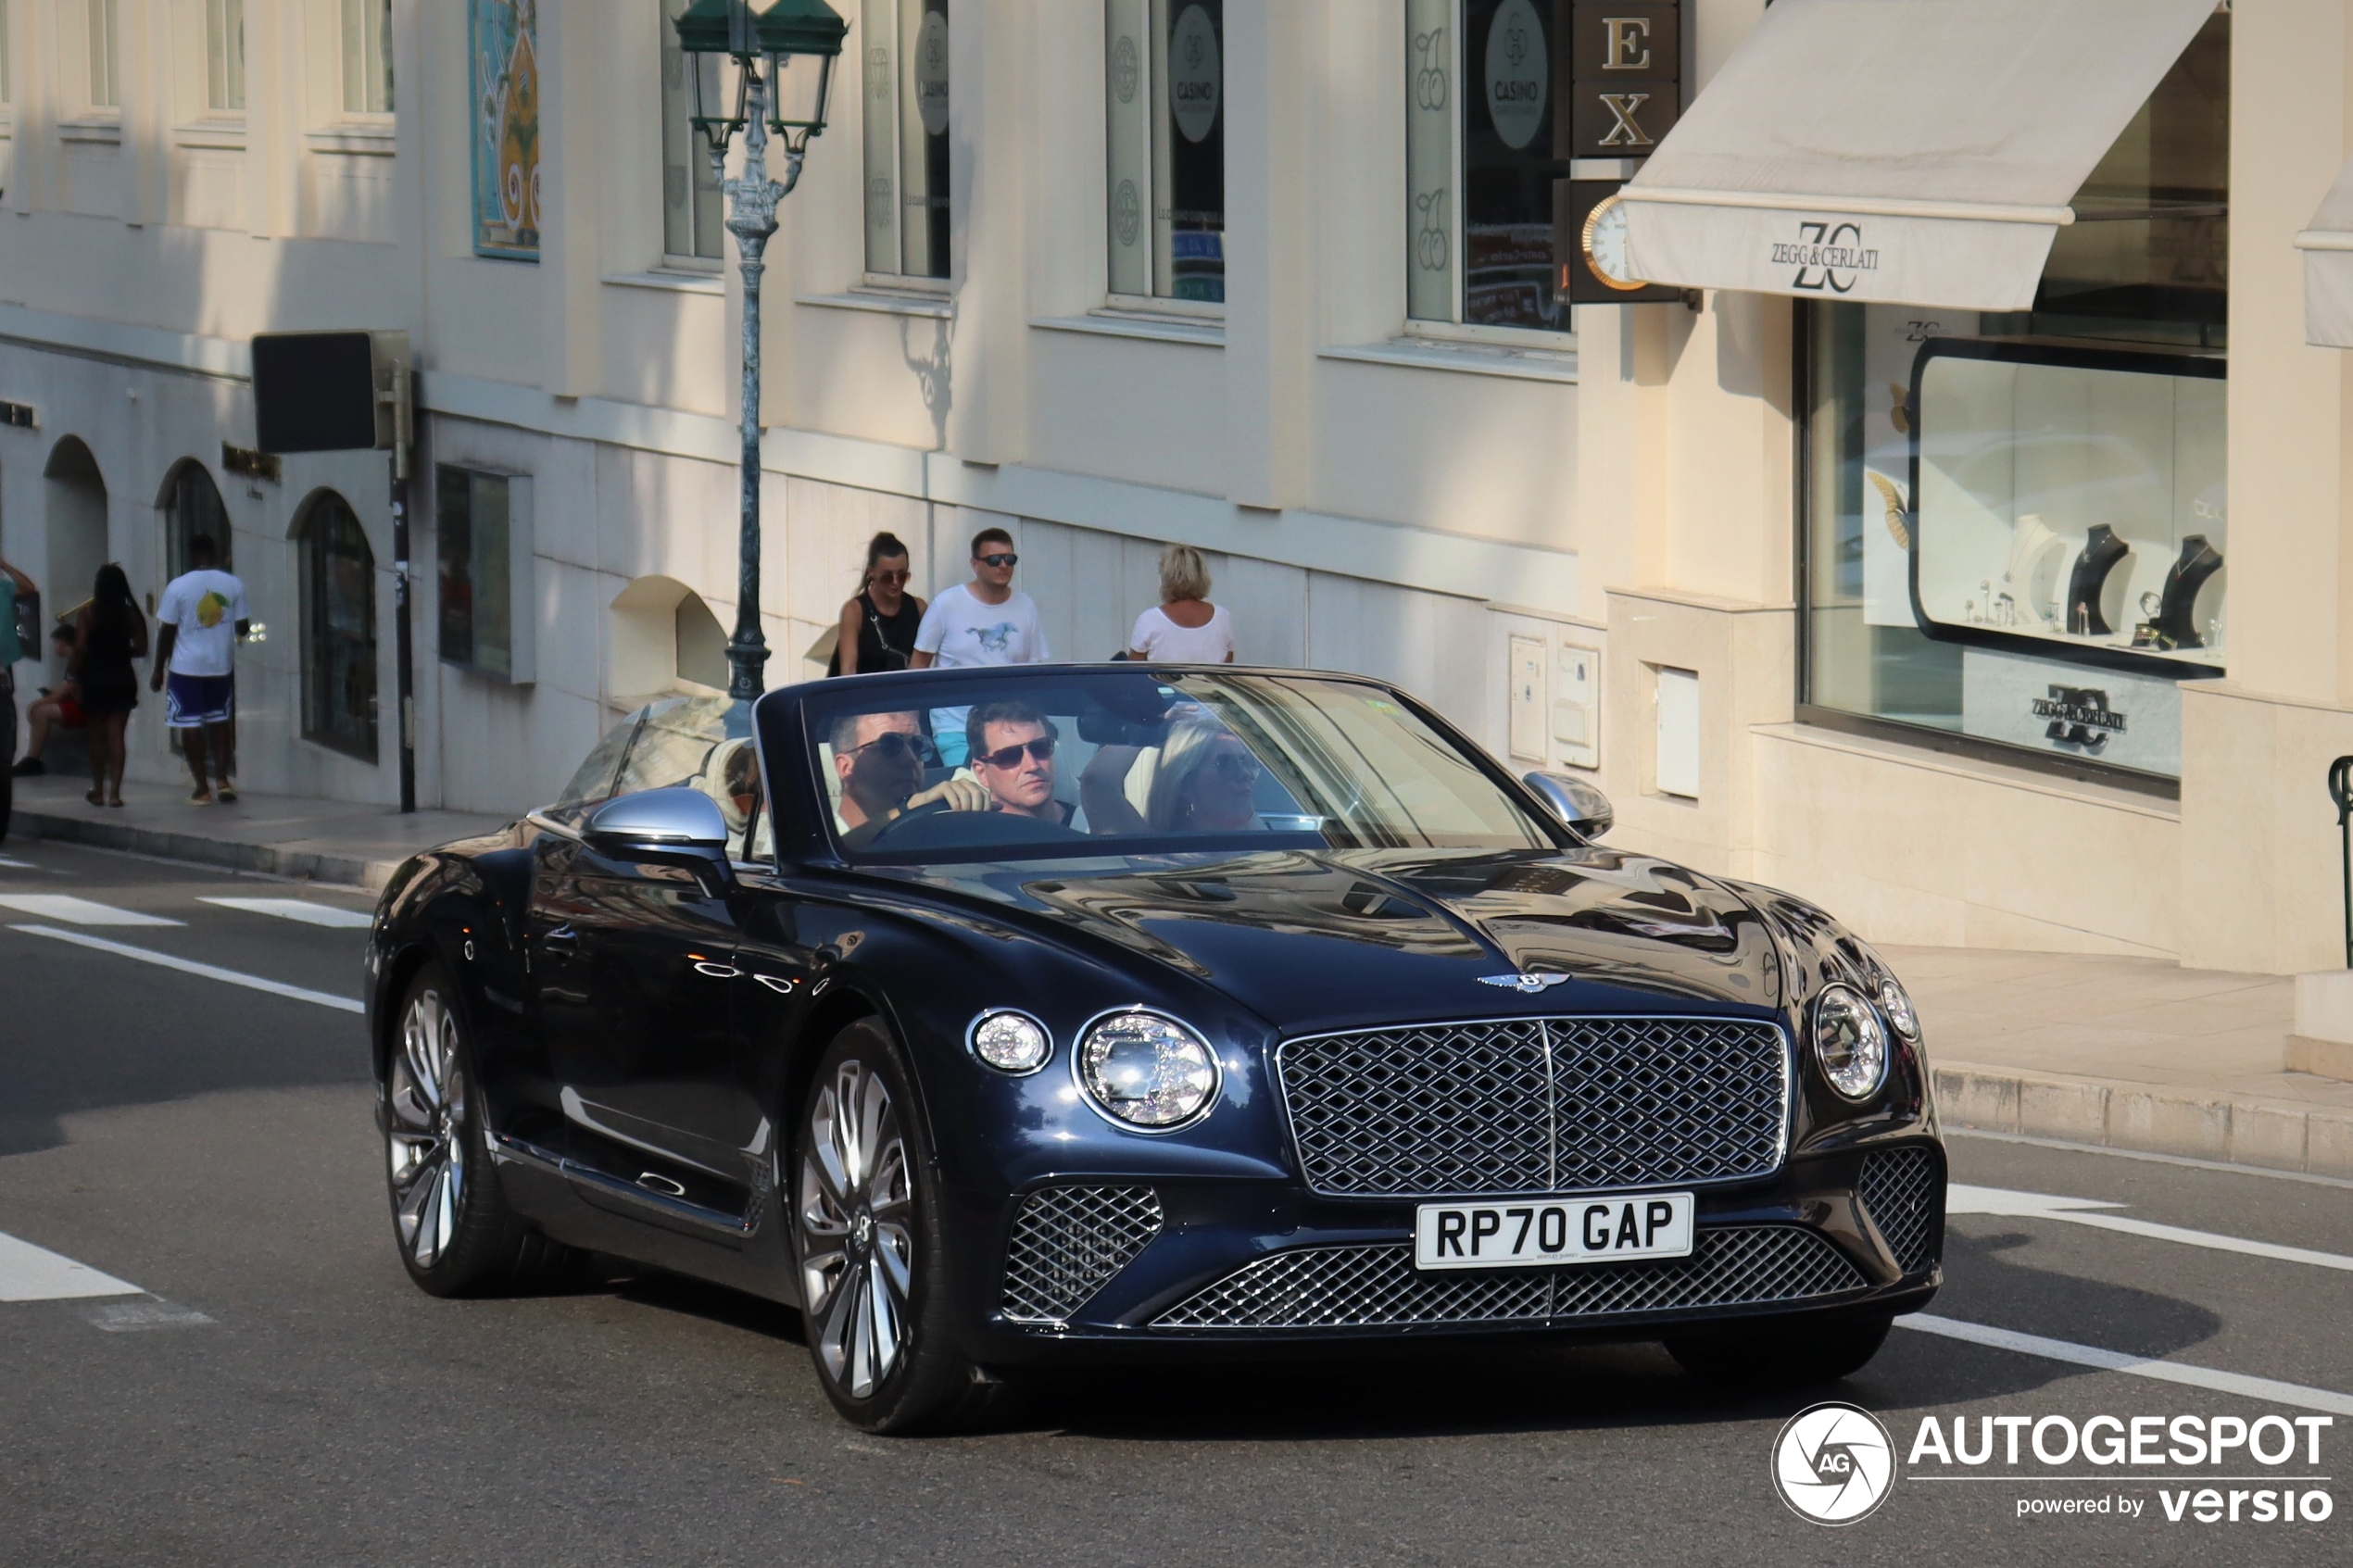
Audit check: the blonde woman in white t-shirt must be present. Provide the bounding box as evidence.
[1128,545,1235,663]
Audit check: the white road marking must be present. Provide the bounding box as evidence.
[1949,1183,2353,1273]
[82,1300,215,1332]
[197,896,374,930]
[0,855,38,869]
[1899,1313,2353,1417]
[6,923,365,1013]
[0,893,181,926]
[0,1230,142,1302]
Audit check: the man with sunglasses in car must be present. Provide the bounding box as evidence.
[831,709,989,848]
[910,526,1049,766]
[965,702,1076,827]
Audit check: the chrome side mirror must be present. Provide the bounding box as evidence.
[1523,771,1614,841]
[586,788,734,887]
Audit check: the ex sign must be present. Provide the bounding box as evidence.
[1571,3,1680,157]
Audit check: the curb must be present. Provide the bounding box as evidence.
[14,806,399,892]
[1936,1061,2353,1181]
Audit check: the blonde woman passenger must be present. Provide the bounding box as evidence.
[1081,718,1265,836]
[1128,545,1235,663]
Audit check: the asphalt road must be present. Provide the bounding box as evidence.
[1,839,2347,1567]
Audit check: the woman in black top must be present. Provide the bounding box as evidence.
[831,531,927,676]
[70,563,146,808]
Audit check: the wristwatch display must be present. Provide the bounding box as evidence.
[2065,524,2131,636]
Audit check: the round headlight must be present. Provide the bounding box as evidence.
[968,1010,1051,1074]
[1813,985,1888,1100]
[1076,1010,1219,1129]
[1878,977,1920,1043]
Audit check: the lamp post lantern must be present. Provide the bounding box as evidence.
[673,0,845,701]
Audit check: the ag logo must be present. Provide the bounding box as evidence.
[1772,1402,1895,1525]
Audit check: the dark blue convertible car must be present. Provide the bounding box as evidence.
[366,665,1944,1431]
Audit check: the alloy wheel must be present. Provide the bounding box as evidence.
[798,1058,915,1399]
[387,987,469,1271]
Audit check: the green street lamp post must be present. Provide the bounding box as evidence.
[673,0,846,701]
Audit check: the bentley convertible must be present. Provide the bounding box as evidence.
[366,666,1944,1432]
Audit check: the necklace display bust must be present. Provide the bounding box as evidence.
[2066,524,2130,636]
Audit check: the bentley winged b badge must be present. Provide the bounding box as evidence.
[1479,972,1571,995]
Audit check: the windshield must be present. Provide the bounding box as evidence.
[799,670,1557,864]
[545,696,768,859]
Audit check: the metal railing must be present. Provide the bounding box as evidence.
[2333,756,2353,969]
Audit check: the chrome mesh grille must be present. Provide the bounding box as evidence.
[1857,1146,1942,1275]
[1152,1225,1867,1331]
[1277,1016,1789,1198]
[1000,1185,1164,1325]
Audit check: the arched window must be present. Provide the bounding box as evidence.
[298,492,378,761]
[607,576,731,698]
[43,438,108,636]
[162,460,233,579]
[674,592,728,688]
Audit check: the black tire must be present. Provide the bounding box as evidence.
[1665,1311,1894,1386]
[791,1018,985,1434]
[383,963,588,1298]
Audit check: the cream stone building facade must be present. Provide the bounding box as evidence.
[0,0,2345,975]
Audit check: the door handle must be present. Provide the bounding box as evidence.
[694,960,742,980]
[754,974,801,995]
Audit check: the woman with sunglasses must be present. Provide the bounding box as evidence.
[1078,717,1267,836]
[829,532,927,676]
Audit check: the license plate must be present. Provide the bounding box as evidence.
[1413,1193,1695,1271]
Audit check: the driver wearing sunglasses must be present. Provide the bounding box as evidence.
[964,702,1076,826]
[830,709,990,846]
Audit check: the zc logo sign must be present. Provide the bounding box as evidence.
[2032,685,2128,751]
[1772,220,1881,294]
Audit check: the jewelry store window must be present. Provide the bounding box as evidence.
[859,0,950,287]
[1797,9,2226,789]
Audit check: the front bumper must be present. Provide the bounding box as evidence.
[955,1141,1944,1364]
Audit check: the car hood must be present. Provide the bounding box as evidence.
[898,847,1788,1035]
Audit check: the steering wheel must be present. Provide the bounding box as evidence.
[862,802,1090,849]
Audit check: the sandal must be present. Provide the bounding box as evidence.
[107,797,125,809]
[86,789,105,807]
[216,782,239,804]
[188,787,214,807]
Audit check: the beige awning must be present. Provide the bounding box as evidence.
[1618,0,2221,311]
[2297,157,2353,347]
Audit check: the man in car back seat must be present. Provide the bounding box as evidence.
[831,709,988,848]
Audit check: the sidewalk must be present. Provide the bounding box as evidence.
[1885,945,2353,1180]
[6,771,508,890]
[5,781,2347,1177]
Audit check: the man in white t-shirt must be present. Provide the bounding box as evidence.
[149,534,250,805]
[910,526,1050,766]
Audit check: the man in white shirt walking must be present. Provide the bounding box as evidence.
[910,526,1050,765]
[148,534,250,805]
